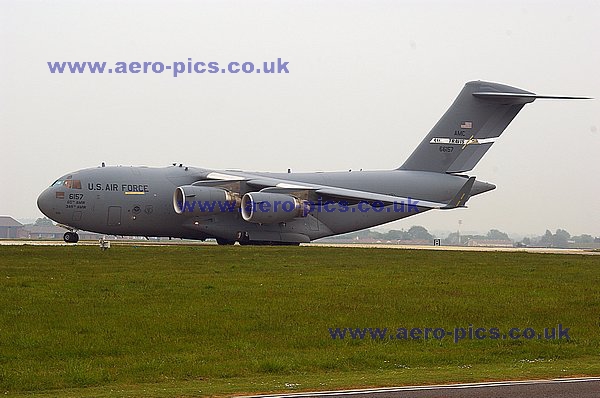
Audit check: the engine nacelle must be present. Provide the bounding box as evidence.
[173,185,240,215]
[241,192,310,224]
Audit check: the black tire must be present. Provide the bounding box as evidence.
[63,232,79,243]
[216,238,235,245]
[236,231,250,245]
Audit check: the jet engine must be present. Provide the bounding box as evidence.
[173,185,240,215]
[241,192,310,224]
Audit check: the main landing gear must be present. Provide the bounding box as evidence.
[63,231,79,243]
[214,232,301,246]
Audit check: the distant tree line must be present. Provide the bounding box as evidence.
[444,229,510,245]
[330,226,435,242]
[325,225,599,249]
[325,226,513,244]
[34,217,54,226]
[520,229,599,248]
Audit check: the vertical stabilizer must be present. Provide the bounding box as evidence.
[399,81,536,173]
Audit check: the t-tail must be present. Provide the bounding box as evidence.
[399,80,590,173]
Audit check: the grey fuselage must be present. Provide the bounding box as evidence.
[36,165,494,242]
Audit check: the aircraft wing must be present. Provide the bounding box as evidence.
[305,186,445,208]
[192,171,474,210]
[442,176,475,209]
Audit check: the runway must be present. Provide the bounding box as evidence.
[240,377,600,398]
[0,239,598,255]
[305,243,600,256]
[0,239,202,247]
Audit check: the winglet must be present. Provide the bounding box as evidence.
[443,177,476,209]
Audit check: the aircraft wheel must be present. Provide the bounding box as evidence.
[216,238,235,245]
[63,232,79,243]
[236,231,250,245]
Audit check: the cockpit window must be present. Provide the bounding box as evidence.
[51,179,64,187]
[64,179,82,189]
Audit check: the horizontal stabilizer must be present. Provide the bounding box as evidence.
[473,92,591,104]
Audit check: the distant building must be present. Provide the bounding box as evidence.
[19,224,103,240]
[20,224,67,239]
[466,239,513,248]
[0,216,23,238]
[395,239,432,245]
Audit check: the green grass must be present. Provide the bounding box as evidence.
[0,246,599,396]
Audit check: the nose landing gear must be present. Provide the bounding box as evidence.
[63,231,79,243]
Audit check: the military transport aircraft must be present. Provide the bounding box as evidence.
[37,81,588,245]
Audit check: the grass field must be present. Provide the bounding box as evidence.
[0,245,599,397]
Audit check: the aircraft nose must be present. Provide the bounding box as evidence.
[37,188,53,217]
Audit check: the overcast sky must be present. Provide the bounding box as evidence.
[1,0,599,237]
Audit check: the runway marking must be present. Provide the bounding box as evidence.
[238,377,600,397]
